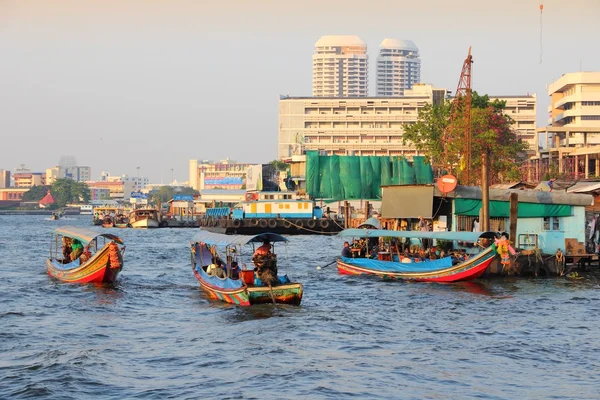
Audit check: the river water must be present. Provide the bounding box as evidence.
[1,215,599,399]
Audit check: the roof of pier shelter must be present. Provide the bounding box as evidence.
[434,185,593,207]
[566,181,600,194]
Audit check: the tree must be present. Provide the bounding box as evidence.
[403,91,528,184]
[51,178,91,207]
[22,185,50,202]
[151,186,199,204]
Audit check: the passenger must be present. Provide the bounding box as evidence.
[62,237,72,262]
[229,261,241,279]
[214,259,227,278]
[254,240,272,257]
[341,241,351,258]
[70,239,84,261]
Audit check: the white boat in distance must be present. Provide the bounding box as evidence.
[129,208,161,229]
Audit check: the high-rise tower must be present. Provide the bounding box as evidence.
[312,35,368,97]
[376,39,421,97]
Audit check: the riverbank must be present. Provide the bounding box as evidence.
[0,208,81,216]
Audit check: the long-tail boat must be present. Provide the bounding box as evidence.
[46,226,126,284]
[336,229,498,282]
[190,230,303,306]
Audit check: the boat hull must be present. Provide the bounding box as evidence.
[337,246,497,283]
[192,268,303,306]
[130,218,159,229]
[46,244,123,284]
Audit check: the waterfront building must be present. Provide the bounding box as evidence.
[376,38,421,97]
[0,187,28,201]
[188,159,252,191]
[313,35,368,98]
[0,170,10,188]
[99,171,149,192]
[278,84,447,159]
[526,72,600,181]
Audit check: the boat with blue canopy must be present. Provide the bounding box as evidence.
[190,230,303,306]
[46,226,125,284]
[336,228,498,282]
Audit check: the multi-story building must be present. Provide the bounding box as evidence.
[13,172,45,187]
[489,94,537,152]
[86,181,136,201]
[99,172,149,192]
[189,159,252,191]
[0,187,28,201]
[376,38,421,97]
[278,84,447,159]
[313,35,368,98]
[45,165,91,184]
[0,170,10,188]
[527,72,600,180]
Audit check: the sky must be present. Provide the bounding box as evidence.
[1,0,599,183]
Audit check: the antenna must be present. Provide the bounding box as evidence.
[539,4,544,64]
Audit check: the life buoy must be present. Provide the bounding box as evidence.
[268,219,277,228]
[306,219,316,229]
[319,219,330,229]
[220,219,228,228]
[283,220,292,228]
[232,219,241,228]
[295,220,303,228]
[250,218,258,226]
[259,219,268,228]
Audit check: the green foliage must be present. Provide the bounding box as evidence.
[51,178,91,207]
[151,186,199,204]
[22,185,50,202]
[270,160,289,172]
[403,91,528,184]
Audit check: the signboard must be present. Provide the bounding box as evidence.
[245,165,263,191]
[130,191,148,199]
[203,177,244,186]
[173,194,194,201]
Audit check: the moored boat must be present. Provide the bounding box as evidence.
[336,229,498,282]
[190,230,303,306]
[129,208,161,229]
[114,213,130,228]
[102,215,115,228]
[46,226,125,284]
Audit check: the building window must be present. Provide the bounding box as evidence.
[543,217,560,231]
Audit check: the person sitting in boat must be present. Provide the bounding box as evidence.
[341,241,351,258]
[206,257,223,276]
[70,239,84,262]
[62,237,72,262]
[229,261,241,280]
[254,240,272,257]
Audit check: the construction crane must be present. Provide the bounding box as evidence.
[449,47,474,185]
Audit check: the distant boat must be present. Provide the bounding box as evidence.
[80,204,93,215]
[102,215,114,228]
[129,208,161,229]
[51,212,60,220]
[46,226,125,284]
[336,229,498,283]
[190,230,303,306]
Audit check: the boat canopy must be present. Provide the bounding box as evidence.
[54,226,124,245]
[191,230,288,247]
[357,217,382,229]
[338,228,486,243]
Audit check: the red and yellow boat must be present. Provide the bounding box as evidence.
[46,226,125,284]
[336,229,497,282]
[191,231,303,306]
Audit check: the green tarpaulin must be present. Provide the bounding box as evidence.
[454,198,572,218]
[305,151,434,200]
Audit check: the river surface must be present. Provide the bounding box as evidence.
[1,215,600,399]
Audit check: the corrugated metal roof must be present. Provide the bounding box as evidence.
[567,182,600,193]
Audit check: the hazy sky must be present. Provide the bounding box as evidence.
[1,0,599,183]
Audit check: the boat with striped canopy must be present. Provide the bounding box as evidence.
[336,229,498,282]
[190,230,303,306]
[46,226,125,284]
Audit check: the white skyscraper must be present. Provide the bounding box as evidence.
[376,39,421,97]
[312,35,368,97]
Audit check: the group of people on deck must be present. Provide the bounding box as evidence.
[61,237,87,263]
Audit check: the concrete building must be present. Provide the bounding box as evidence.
[0,170,10,188]
[313,35,368,98]
[189,159,252,191]
[278,84,447,159]
[99,172,149,191]
[86,181,135,201]
[527,72,600,181]
[45,165,91,185]
[489,94,537,152]
[13,172,45,187]
[0,187,28,201]
[376,38,421,97]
